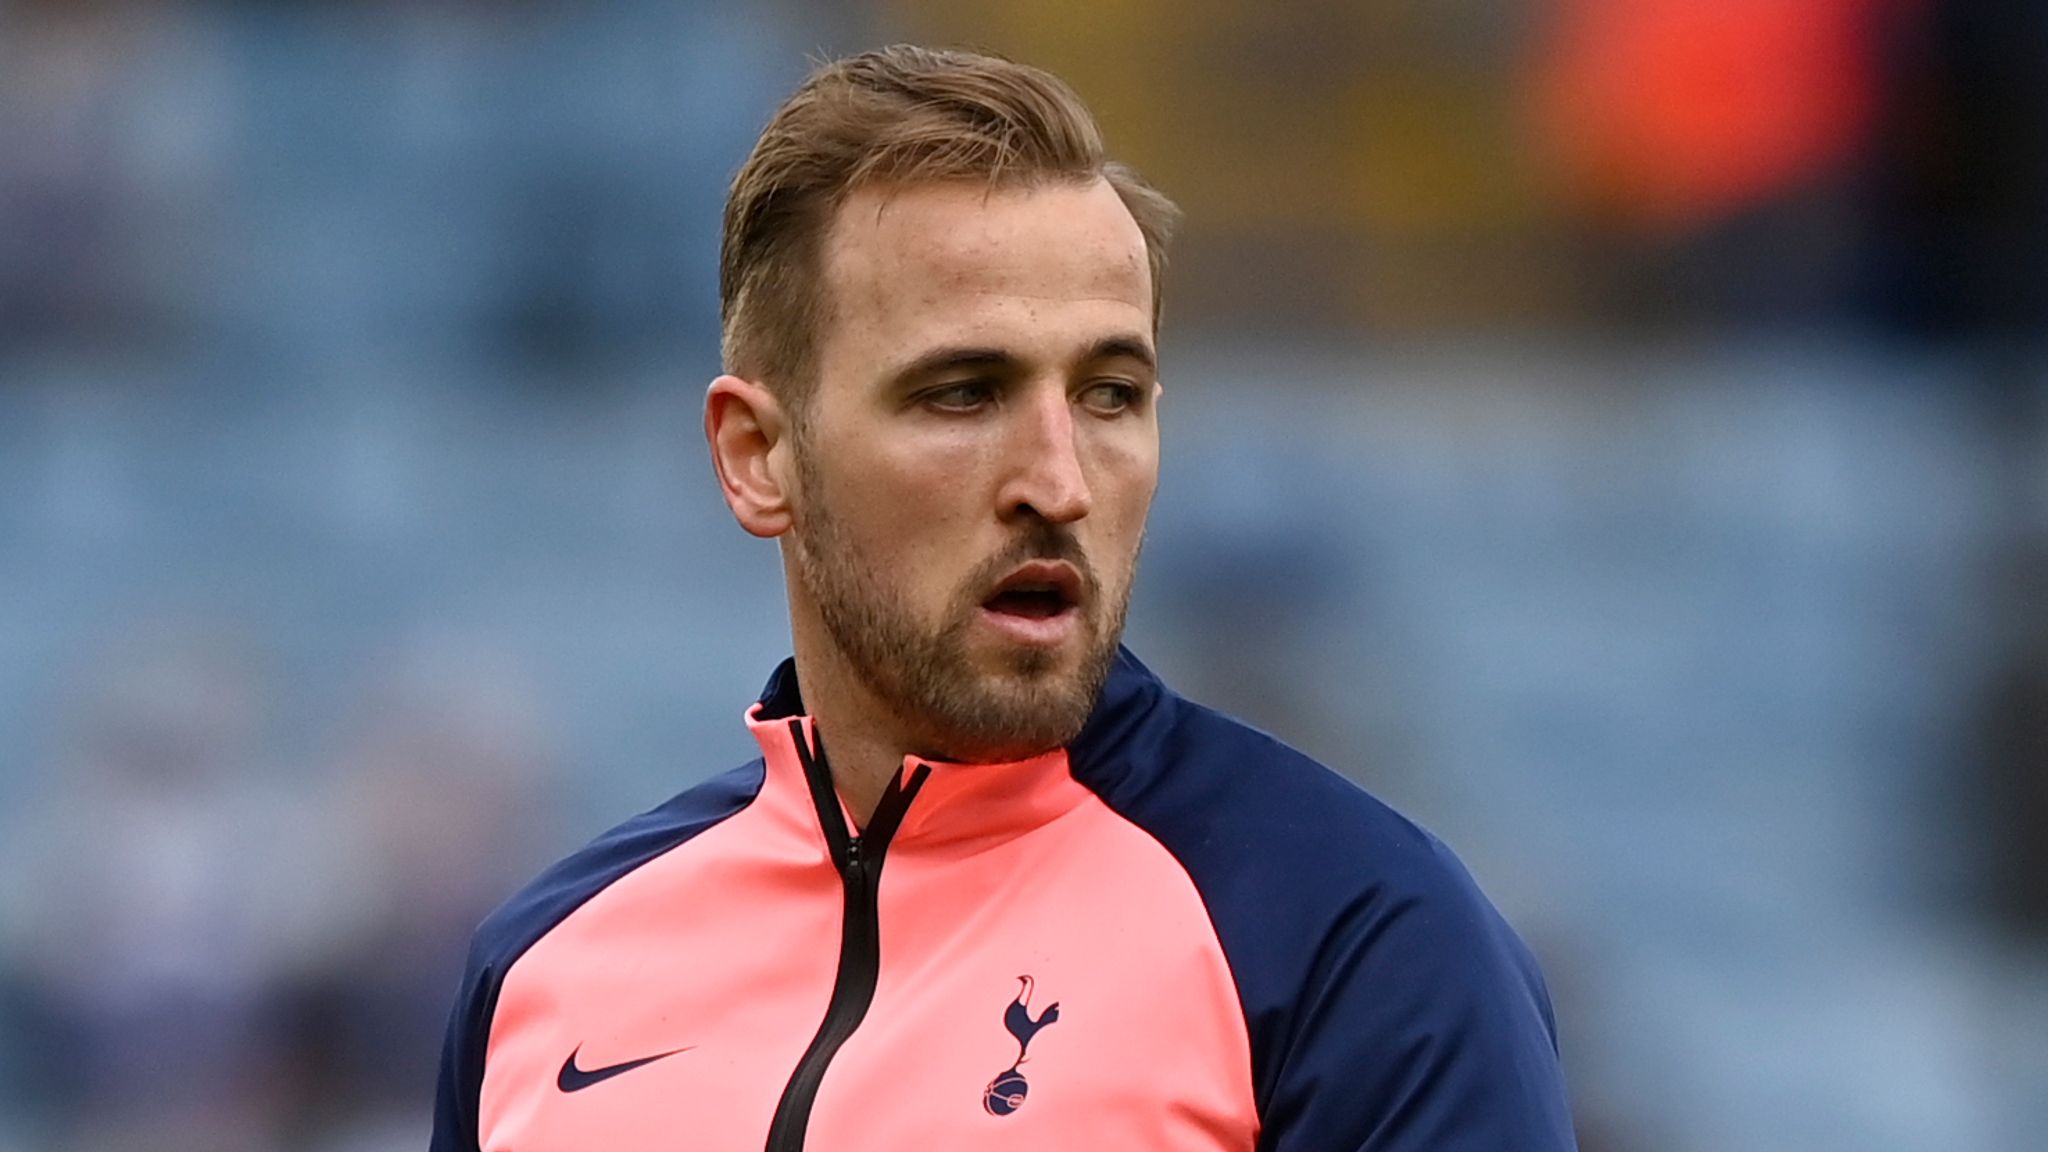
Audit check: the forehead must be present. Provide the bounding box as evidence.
[815,178,1153,371]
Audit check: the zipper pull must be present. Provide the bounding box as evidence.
[843,836,862,879]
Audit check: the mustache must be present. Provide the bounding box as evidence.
[965,522,1101,604]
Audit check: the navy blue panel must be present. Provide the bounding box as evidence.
[1070,650,1577,1152]
[755,656,804,719]
[428,758,769,1152]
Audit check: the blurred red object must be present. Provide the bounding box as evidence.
[1536,0,1903,230]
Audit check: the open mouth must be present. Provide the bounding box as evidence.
[981,561,1083,621]
[985,586,1071,619]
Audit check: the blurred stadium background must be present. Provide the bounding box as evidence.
[3,1,2047,1149]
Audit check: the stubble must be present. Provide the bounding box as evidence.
[789,443,1129,762]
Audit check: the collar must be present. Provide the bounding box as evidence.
[745,647,1168,852]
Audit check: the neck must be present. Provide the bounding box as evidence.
[784,596,914,831]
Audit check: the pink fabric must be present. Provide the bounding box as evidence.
[478,710,1257,1150]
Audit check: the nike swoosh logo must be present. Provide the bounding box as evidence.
[556,1044,694,1092]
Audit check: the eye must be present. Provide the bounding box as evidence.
[1078,380,1143,415]
[921,379,998,412]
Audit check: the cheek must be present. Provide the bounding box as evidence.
[1092,433,1160,513]
[1085,444,1159,566]
[817,448,981,568]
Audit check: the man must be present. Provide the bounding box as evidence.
[431,45,1577,1152]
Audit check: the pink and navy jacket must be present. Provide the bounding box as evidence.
[431,649,1576,1151]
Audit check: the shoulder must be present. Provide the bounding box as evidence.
[465,757,768,982]
[432,758,768,1152]
[1075,690,1499,941]
[1073,689,1573,1147]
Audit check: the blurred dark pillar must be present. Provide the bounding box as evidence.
[1871,0,2048,333]
[1884,0,2048,938]
[1982,543,2048,938]
[1976,358,2048,941]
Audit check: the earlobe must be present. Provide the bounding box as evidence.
[705,374,795,538]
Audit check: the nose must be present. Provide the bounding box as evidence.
[998,385,1092,525]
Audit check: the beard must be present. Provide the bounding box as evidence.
[789,448,1130,763]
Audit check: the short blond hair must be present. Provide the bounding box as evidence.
[719,45,1180,407]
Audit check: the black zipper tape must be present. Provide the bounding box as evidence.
[764,719,930,1152]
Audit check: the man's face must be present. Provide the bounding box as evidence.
[787,177,1159,762]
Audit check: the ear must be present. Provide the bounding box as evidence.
[705,374,795,538]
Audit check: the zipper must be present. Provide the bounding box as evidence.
[764,719,929,1152]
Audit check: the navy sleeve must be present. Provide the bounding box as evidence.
[429,933,501,1152]
[1072,688,1576,1152]
[1252,831,1575,1151]
[427,759,767,1152]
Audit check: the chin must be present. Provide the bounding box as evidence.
[986,642,1067,678]
[918,658,1101,763]
[937,718,1086,766]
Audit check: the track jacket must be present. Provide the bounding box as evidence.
[431,648,1577,1151]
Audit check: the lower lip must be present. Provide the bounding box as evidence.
[977,605,1082,647]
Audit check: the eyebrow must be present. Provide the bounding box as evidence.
[1083,335,1158,373]
[885,335,1157,385]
